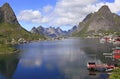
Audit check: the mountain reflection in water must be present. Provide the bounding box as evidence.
[0,38,115,79]
[0,55,19,79]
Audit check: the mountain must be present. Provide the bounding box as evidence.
[68,26,77,35]
[31,26,77,38]
[31,26,67,38]
[0,3,44,54]
[0,3,44,42]
[73,5,120,37]
[0,3,19,24]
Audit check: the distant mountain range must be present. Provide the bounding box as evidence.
[31,26,77,38]
[73,5,120,37]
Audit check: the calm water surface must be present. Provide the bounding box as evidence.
[0,38,115,79]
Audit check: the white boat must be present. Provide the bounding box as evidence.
[105,68,113,72]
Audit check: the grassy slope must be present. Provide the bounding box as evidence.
[0,23,45,41]
[0,44,15,54]
[0,23,45,54]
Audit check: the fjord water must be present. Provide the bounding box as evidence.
[0,38,114,79]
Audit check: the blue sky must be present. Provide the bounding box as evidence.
[0,0,57,14]
[0,0,120,31]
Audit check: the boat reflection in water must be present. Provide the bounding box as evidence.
[89,71,109,79]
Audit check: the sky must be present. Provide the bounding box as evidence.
[0,0,120,31]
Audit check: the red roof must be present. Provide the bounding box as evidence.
[113,54,120,59]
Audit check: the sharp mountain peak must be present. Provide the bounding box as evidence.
[2,2,11,8]
[0,2,19,24]
[98,5,111,13]
[73,5,120,37]
[97,5,112,17]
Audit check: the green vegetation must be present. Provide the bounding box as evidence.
[74,25,89,37]
[0,44,16,54]
[0,23,45,54]
[73,26,120,37]
[110,68,120,79]
[0,3,45,54]
[0,23,45,42]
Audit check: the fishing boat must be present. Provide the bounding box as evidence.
[87,62,114,72]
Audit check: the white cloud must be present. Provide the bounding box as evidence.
[18,10,41,22]
[17,0,120,29]
[17,9,50,23]
[47,0,98,26]
[105,0,120,13]
[43,5,53,13]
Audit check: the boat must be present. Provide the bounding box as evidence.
[105,68,113,72]
[87,62,96,70]
[87,62,114,72]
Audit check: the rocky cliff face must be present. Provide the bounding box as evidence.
[0,3,19,24]
[74,5,120,37]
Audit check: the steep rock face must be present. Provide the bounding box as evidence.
[0,3,19,24]
[0,8,3,23]
[74,5,120,36]
[87,5,114,32]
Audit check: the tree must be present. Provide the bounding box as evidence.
[110,68,120,79]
